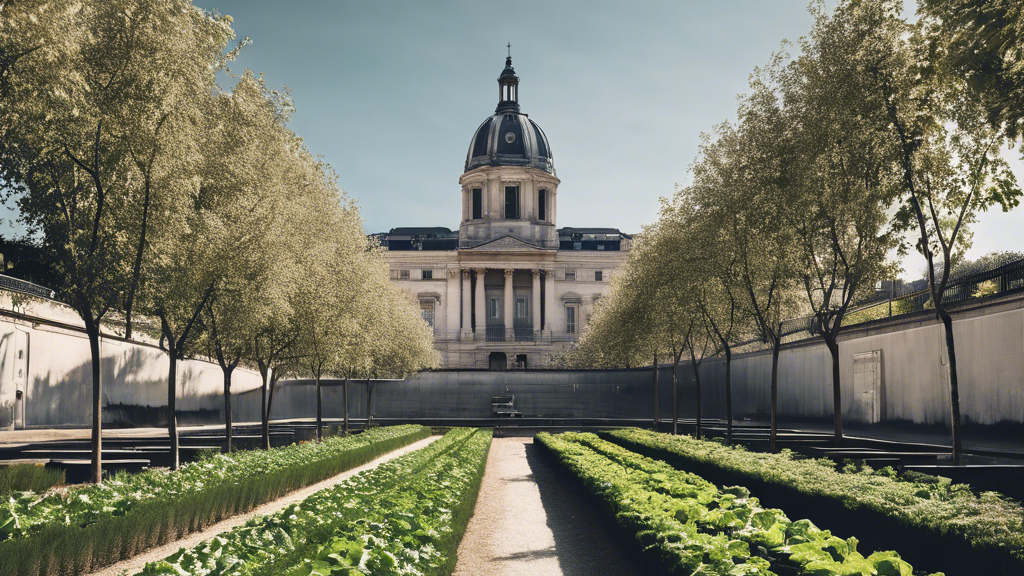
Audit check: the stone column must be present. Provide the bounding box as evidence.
[461,269,472,339]
[531,270,541,339]
[544,268,555,338]
[504,269,515,341]
[474,269,486,340]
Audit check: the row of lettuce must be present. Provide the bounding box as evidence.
[0,424,431,576]
[137,427,492,576]
[601,428,1024,575]
[538,431,943,576]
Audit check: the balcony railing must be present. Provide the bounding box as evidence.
[485,325,505,342]
[514,326,534,342]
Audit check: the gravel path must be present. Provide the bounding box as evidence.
[453,437,644,576]
[88,435,439,576]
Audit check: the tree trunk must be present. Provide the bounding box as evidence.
[258,363,269,450]
[652,352,659,429]
[770,337,780,453]
[825,336,843,446]
[168,351,179,470]
[672,356,679,435]
[939,309,964,465]
[266,371,279,448]
[223,367,233,453]
[724,346,732,446]
[366,378,374,427]
[690,348,702,440]
[343,378,350,435]
[85,319,103,484]
[315,375,322,442]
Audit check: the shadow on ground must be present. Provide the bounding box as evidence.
[523,440,645,576]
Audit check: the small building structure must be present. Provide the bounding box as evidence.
[375,55,631,369]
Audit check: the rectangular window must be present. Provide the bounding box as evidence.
[564,269,576,281]
[595,270,603,282]
[420,300,435,328]
[538,189,547,221]
[515,297,528,319]
[399,269,410,280]
[421,269,432,280]
[489,298,500,319]
[472,188,482,220]
[565,306,576,334]
[504,185,520,219]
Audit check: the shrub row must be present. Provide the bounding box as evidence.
[0,463,64,498]
[0,424,430,576]
[537,431,941,576]
[137,427,492,576]
[599,428,1024,576]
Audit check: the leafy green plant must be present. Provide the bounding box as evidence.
[136,427,491,576]
[0,424,429,576]
[538,432,941,576]
[600,428,1024,575]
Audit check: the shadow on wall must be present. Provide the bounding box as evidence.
[27,347,222,427]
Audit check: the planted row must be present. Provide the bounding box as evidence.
[0,424,430,576]
[600,428,1024,574]
[538,432,940,576]
[138,427,491,576]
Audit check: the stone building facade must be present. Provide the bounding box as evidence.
[375,55,631,369]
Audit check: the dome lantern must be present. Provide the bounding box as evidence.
[497,44,520,113]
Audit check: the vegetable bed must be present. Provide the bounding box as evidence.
[537,431,941,576]
[137,427,491,576]
[598,428,1024,576]
[0,424,430,576]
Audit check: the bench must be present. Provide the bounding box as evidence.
[492,395,522,418]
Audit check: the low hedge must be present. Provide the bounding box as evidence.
[600,428,1024,576]
[0,424,430,576]
[0,463,64,497]
[538,431,940,576]
[136,427,491,575]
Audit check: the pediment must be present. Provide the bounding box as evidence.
[463,235,547,252]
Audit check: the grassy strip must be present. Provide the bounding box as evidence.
[600,428,1024,576]
[0,464,64,497]
[0,425,429,576]
[135,427,491,576]
[538,432,941,576]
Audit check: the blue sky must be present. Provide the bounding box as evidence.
[6,1,1020,273]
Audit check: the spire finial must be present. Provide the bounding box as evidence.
[507,42,511,58]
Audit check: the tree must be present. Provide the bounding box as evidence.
[918,0,1024,141]
[859,0,1022,464]
[784,2,903,445]
[0,0,232,482]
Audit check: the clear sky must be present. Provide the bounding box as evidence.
[7,1,1020,272]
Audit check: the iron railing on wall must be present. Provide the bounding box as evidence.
[0,274,56,300]
[514,326,535,342]
[777,257,1024,341]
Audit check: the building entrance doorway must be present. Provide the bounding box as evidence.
[488,352,507,371]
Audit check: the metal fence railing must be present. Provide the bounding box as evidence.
[778,257,1024,342]
[514,325,535,342]
[0,274,56,300]
[486,325,506,342]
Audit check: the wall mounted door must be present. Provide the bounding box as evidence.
[852,350,881,424]
[13,328,27,429]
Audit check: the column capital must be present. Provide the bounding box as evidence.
[531,269,541,278]
[474,267,488,275]
[461,268,472,278]
[504,268,515,278]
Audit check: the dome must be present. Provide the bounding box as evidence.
[465,113,554,174]
[464,53,555,175]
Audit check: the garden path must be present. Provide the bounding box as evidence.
[86,434,440,576]
[454,436,644,576]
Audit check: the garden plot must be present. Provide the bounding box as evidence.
[135,427,491,576]
[538,431,942,576]
[0,425,429,576]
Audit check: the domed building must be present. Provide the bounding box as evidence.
[375,54,631,369]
